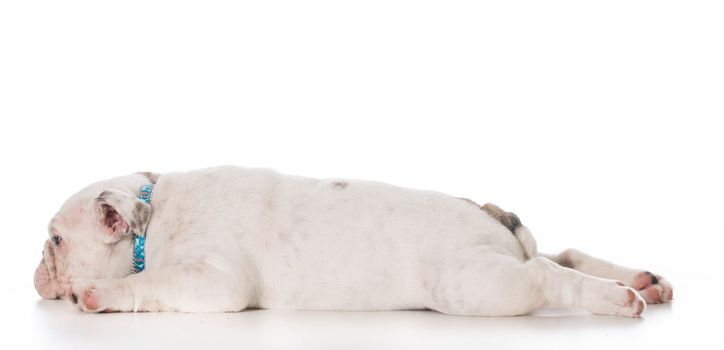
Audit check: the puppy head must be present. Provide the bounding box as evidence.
[34,172,158,300]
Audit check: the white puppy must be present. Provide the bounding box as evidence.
[34,166,672,317]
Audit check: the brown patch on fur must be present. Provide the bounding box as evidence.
[333,181,348,189]
[559,255,575,269]
[132,201,151,234]
[481,203,522,233]
[138,171,160,184]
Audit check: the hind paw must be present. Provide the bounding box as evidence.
[630,271,673,304]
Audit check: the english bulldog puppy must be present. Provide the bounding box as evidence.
[34,166,672,316]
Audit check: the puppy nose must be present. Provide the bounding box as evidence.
[71,293,78,304]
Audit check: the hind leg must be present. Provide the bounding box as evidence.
[541,249,673,304]
[424,247,645,317]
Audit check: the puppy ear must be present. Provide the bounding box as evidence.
[95,189,151,242]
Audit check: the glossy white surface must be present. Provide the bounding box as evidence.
[4,226,721,350]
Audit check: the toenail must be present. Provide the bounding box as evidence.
[650,275,659,285]
[71,293,78,304]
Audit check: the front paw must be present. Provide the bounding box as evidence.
[581,279,646,318]
[69,278,129,313]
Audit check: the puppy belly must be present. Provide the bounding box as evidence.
[259,265,425,310]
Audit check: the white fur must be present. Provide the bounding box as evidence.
[34,166,672,317]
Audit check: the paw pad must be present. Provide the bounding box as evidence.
[633,271,673,304]
[83,288,99,311]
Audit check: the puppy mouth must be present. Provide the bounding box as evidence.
[34,258,61,299]
[34,242,67,300]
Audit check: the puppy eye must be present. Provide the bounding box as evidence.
[51,235,62,246]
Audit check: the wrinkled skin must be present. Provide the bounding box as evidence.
[34,173,151,302]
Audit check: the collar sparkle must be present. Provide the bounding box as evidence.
[132,183,154,274]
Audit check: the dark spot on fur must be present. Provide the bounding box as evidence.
[481,203,522,233]
[134,201,144,211]
[559,256,575,269]
[507,213,521,230]
[278,231,290,242]
[645,271,659,285]
[131,201,151,234]
[333,181,348,189]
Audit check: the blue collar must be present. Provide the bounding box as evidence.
[131,183,154,274]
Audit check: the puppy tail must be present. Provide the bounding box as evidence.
[481,203,538,260]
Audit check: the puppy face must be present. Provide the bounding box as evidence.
[34,174,154,300]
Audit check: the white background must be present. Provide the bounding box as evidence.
[1,1,722,349]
